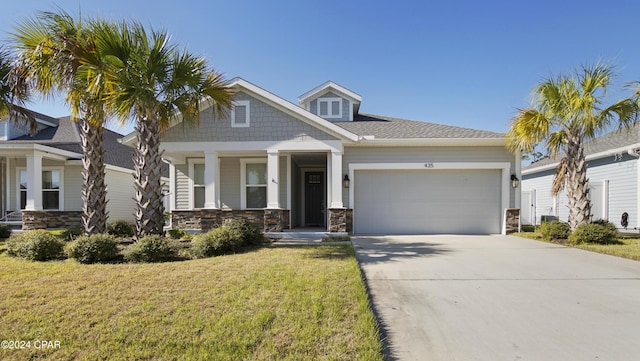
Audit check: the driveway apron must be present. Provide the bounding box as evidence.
[352,235,640,361]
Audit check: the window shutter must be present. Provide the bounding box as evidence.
[234,105,247,124]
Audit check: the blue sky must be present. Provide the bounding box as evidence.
[1,0,639,135]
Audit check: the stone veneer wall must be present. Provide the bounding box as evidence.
[327,208,353,233]
[22,211,83,230]
[172,209,291,232]
[505,208,520,234]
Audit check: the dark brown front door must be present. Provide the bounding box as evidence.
[305,172,324,226]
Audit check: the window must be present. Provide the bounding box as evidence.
[18,169,62,210]
[241,159,267,209]
[317,97,342,119]
[192,163,205,209]
[231,100,250,127]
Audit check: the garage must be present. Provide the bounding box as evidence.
[353,169,503,234]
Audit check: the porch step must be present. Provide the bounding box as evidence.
[265,231,347,239]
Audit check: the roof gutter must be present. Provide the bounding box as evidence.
[351,137,507,147]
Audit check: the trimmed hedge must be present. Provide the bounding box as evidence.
[6,230,65,261]
[569,220,618,244]
[191,227,241,258]
[124,235,179,263]
[539,220,570,241]
[225,219,264,246]
[0,223,12,239]
[167,228,188,240]
[107,220,136,238]
[66,234,120,264]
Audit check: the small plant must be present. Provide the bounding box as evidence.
[124,235,179,263]
[225,219,264,245]
[539,220,570,241]
[66,234,121,264]
[6,230,65,261]
[107,220,136,238]
[191,227,242,258]
[569,220,618,245]
[167,228,188,240]
[0,223,12,238]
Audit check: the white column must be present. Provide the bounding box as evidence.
[203,151,219,209]
[330,150,344,208]
[267,151,280,209]
[168,162,176,212]
[25,154,43,210]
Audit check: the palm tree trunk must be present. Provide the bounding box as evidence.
[565,137,591,231]
[133,118,165,238]
[80,119,108,235]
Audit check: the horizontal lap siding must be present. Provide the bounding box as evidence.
[105,169,135,222]
[220,158,240,209]
[64,166,83,211]
[175,164,190,210]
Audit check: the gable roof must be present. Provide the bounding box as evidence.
[297,81,362,105]
[524,123,640,171]
[2,116,136,170]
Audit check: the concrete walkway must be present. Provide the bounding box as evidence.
[352,235,640,361]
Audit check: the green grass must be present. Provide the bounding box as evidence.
[513,231,640,261]
[0,241,383,360]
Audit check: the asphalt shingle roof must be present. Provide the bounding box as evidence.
[334,113,505,139]
[524,123,640,170]
[2,116,136,171]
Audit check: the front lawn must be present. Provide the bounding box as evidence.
[0,241,383,360]
[513,231,640,261]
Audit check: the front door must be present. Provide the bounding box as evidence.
[305,172,324,226]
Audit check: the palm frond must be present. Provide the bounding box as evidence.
[551,157,569,195]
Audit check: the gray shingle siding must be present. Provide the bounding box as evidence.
[162,92,339,142]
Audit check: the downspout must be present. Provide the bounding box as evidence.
[628,147,640,230]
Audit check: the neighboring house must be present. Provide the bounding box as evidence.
[521,123,640,230]
[139,78,519,235]
[0,107,142,229]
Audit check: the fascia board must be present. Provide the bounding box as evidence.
[522,142,640,175]
[297,81,362,104]
[352,138,507,147]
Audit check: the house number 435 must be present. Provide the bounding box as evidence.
[424,162,435,168]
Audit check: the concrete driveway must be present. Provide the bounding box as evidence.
[352,235,640,361]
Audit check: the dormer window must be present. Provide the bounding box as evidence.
[318,97,342,119]
[231,100,250,127]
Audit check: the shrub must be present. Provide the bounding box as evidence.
[539,220,570,241]
[107,220,136,238]
[191,227,243,258]
[569,221,618,244]
[124,235,179,263]
[225,219,264,246]
[6,230,65,261]
[167,228,188,240]
[0,223,12,238]
[66,234,120,264]
[60,227,83,241]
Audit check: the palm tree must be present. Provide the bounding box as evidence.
[12,10,110,235]
[507,64,638,231]
[0,45,36,132]
[91,20,233,238]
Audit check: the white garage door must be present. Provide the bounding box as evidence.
[354,169,502,234]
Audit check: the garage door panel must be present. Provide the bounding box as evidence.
[354,169,501,234]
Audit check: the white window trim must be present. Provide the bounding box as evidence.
[240,158,267,210]
[188,159,205,209]
[16,167,64,210]
[231,100,250,128]
[317,97,342,119]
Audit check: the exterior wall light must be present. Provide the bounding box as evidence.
[511,174,520,188]
[343,174,350,188]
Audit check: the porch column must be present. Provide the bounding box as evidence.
[203,151,219,209]
[266,150,280,209]
[25,153,43,210]
[329,150,344,208]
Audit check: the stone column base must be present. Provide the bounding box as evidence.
[505,208,520,234]
[328,208,352,233]
[264,209,284,232]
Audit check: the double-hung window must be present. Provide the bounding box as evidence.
[192,162,205,209]
[241,159,267,209]
[18,169,62,210]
